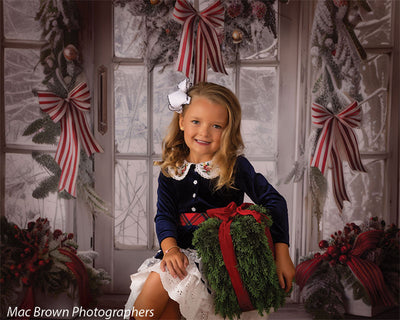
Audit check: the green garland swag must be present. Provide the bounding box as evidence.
[192,205,287,319]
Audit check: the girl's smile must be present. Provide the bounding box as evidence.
[179,96,228,163]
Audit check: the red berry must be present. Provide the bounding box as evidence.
[339,255,348,263]
[319,240,329,249]
[326,246,337,255]
[314,252,321,259]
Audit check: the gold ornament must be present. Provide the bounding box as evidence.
[63,44,78,61]
[150,0,160,5]
[232,29,243,44]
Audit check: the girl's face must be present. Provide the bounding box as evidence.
[179,96,228,163]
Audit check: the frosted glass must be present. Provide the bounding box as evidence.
[152,67,184,155]
[4,48,48,145]
[355,0,392,47]
[321,159,385,239]
[115,159,148,247]
[240,67,277,156]
[3,0,42,40]
[357,54,389,152]
[114,66,148,154]
[5,153,67,230]
[114,5,146,58]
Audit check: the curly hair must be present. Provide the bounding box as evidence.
[156,82,244,190]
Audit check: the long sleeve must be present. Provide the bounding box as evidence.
[155,172,179,245]
[234,156,289,245]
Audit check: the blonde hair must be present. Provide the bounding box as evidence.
[157,82,244,190]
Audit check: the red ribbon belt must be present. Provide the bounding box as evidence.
[310,101,366,211]
[37,82,104,197]
[173,0,227,84]
[206,202,274,311]
[180,212,210,226]
[295,229,395,307]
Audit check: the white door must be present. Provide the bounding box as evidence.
[92,0,301,294]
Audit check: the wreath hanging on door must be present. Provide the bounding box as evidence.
[22,0,109,214]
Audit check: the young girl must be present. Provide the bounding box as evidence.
[124,81,295,320]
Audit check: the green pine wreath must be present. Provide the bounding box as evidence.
[192,205,288,319]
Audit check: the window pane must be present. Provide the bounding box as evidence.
[152,67,183,155]
[114,65,148,154]
[357,54,389,152]
[153,165,161,248]
[207,67,235,92]
[115,159,148,248]
[356,0,392,47]
[5,153,67,229]
[114,5,145,58]
[4,48,47,145]
[240,67,277,156]
[321,159,385,239]
[3,0,42,40]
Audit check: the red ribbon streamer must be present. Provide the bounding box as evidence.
[295,229,395,307]
[37,82,104,197]
[207,202,274,311]
[17,249,91,320]
[173,0,227,83]
[58,248,91,307]
[310,101,366,211]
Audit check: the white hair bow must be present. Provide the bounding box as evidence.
[168,79,192,113]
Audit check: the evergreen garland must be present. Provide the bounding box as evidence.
[193,205,287,319]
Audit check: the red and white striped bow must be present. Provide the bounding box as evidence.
[37,82,104,197]
[173,0,227,84]
[311,101,366,211]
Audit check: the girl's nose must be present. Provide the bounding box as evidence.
[199,124,210,137]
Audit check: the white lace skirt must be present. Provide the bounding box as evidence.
[124,249,270,320]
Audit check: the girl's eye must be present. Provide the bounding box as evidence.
[213,124,222,129]
[191,120,199,125]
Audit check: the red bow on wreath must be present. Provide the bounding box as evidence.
[173,0,227,84]
[207,202,274,311]
[37,82,104,197]
[310,101,366,211]
[295,229,395,307]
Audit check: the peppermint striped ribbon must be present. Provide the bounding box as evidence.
[37,82,103,197]
[311,101,366,211]
[173,0,227,84]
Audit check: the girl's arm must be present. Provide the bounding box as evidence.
[160,237,189,280]
[275,243,295,293]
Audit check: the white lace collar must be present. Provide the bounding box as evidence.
[169,160,219,181]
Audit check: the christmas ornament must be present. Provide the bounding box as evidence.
[310,101,366,212]
[150,0,160,5]
[37,82,104,197]
[252,1,267,20]
[173,0,227,84]
[63,44,79,61]
[232,29,243,44]
[226,1,243,18]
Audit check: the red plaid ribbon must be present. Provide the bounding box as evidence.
[180,212,210,226]
[37,82,104,197]
[173,0,227,83]
[311,101,366,211]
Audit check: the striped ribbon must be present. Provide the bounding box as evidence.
[310,101,366,211]
[173,0,227,84]
[37,82,103,197]
[295,229,395,307]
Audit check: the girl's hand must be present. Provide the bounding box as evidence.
[275,243,296,293]
[160,247,189,280]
